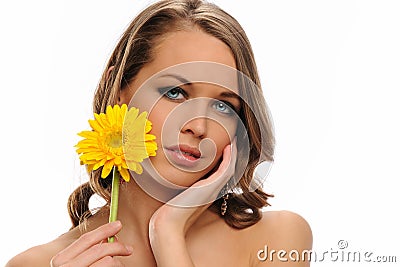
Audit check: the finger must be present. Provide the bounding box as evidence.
[172,141,237,207]
[214,137,237,179]
[195,140,235,187]
[216,142,233,174]
[51,221,122,266]
[91,255,125,267]
[198,138,237,195]
[70,242,132,266]
[167,139,237,208]
[227,136,238,174]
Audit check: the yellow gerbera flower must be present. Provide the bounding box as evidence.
[75,104,157,182]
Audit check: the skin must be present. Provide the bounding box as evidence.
[6,30,312,267]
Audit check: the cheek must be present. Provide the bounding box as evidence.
[148,113,164,138]
[211,117,237,142]
[147,101,171,140]
[208,120,236,160]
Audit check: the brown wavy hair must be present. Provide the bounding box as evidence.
[68,0,275,230]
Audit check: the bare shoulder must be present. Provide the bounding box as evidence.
[247,210,313,267]
[5,228,80,267]
[6,243,57,267]
[255,210,313,244]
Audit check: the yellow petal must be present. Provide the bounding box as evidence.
[126,160,137,171]
[114,156,122,165]
[106,105,116,126]
[145,134,156,141]
[145,120,152,133]
[135,163,143,174]
[93,158,107,170]
[77,131,98,139]
[84,151,107,160]
[119,168,130,182]
[89,119,103,132]
[86,164,94,172]
[95,113,108,129]
[116,104,125,127]
[101,161,114,178]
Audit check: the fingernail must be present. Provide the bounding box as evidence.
[111,220,121,227]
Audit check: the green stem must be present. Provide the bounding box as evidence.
[108,166,120,243]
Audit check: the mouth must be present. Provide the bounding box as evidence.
[165,144,202,167]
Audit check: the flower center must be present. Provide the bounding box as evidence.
[106,131,122,148]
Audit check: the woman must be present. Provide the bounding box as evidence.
[7,0,312,266]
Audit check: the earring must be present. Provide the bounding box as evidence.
[221,193,229,216]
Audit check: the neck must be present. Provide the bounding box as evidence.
[116,172,185,244]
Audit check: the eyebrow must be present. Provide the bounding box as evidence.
[160,74,192,85]
[220,91,240,101]
[160,73,240,100]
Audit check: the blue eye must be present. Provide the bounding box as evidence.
[213,100,234,115]
[160,87,186,100]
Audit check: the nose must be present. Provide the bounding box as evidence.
[181,117,207,138]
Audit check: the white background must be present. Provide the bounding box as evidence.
[1,1,399,266]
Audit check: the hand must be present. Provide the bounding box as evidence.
[50,221,132,267]
[148,138,237,267]
[150,137,237,238]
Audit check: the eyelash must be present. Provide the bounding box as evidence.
[161,86,187,100]
[158,86,237,115]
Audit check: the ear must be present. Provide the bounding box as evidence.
[118,87,132,106]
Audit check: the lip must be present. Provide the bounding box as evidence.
[165,144,202,168]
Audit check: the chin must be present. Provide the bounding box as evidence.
[163,170,205,187]
[149,155,221,187]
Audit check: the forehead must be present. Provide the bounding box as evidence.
[135,30,239,93]
[153,30,236,68]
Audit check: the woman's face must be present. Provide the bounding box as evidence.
[120,30,240,187]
